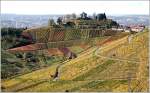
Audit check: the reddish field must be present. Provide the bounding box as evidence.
[7,43,45,52]
[46,48,64,56]
[7,36,120,56]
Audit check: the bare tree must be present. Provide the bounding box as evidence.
[93,12,96,20]
[48,19,55,26]
[72,13,76,19]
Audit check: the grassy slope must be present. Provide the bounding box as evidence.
[2,30,148,92]
[1,36,113,91]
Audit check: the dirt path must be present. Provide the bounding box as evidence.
[52,36,130,81]
[52,59,71,81]
[94,33,145,64]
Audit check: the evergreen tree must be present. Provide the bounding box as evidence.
[57,17,63,25]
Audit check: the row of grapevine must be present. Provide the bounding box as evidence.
[23,27,116,43]
[98,31,148,62]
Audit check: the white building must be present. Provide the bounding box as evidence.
[131,26,145,32]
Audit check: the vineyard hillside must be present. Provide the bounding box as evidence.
[1,29,149,92]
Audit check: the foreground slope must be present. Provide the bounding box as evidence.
[2,30,149,92]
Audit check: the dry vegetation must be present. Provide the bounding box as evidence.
[1,29,149,92]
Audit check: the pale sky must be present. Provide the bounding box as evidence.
[1,1,149,15]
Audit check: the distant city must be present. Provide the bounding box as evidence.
[1,14,149,28]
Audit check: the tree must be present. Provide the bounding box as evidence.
[64,14,72,22]
[80,12,87,19]
[93,12,96,19]
[72,13,76,19]
[65,21,75,28]
[57,17,63,25]
[66,14,71,19]
[103,13,107,19]
[96,13,107,20]
[48,19,55,26]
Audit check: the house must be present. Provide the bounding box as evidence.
[111,25,131,32]
[130,25,145,32]
[111,26,124,32]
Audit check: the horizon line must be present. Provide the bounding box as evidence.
[1,13,149,16]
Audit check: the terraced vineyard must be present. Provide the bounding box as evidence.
[1,29,149,92]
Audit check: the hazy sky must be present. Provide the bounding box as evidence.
[1,1,149,15]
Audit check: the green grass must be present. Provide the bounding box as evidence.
[70,80,128,92]
[68,46,85,54]
[19,80,88,92]
[73,60,115,80]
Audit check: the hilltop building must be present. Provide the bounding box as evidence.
[62,12,118,29]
